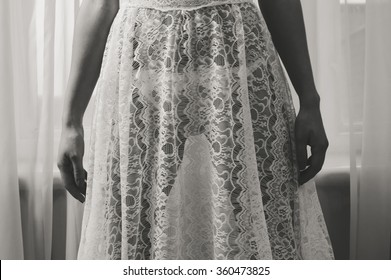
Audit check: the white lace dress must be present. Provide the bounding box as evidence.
[77,0,335,260]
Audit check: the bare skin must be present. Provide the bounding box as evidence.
[57,0,119,203]
[258,0,329,184]
[58,0,328,203]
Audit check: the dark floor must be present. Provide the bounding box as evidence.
[316,170,350,260]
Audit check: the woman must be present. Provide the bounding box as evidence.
[57,0,334,259]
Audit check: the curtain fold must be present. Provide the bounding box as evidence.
[9,0,40,260]
[0,0,24,260]
[0,0,83,260]
[31,0,56,260]
[356,0,391,259]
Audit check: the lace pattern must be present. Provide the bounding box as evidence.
[122,0,258,10]
[78,1,334,260]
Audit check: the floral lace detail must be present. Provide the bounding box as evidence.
[78,1,334,260]
[122,0,258,10]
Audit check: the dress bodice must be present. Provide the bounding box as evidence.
[121,0,258,10]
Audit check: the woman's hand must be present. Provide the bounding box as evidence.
[57,124,87,203]
[259,0,328,182]
[56,0,119,203]
[295,102,329,185]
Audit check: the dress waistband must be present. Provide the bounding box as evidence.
[121,0,258,11]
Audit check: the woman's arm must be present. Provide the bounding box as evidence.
[63,0,119,126]
[57,0,119,202]
[258,0,329,184]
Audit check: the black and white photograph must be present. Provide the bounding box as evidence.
[0,0,390,270]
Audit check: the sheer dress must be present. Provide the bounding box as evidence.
[77,0,334,260]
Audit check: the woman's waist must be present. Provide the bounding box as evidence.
[121,0,258,10]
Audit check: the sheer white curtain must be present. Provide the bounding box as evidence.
[1,0,390,260]
[355,0,391,259]
[301,0,391,259]
[0,0,88,260]
[0,0,24,260]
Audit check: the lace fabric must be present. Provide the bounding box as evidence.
[121,0,259,10]
[78,1,334,259]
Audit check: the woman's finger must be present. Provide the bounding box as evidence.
[71,155,86,197]
[298,147,326,185]
[58,159,85,203]
[81,169,88,196]
[295,135,308,171]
